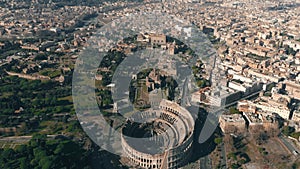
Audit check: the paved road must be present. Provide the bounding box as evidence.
[181,77,191,107]
[0,135,58,143]
[279,134,300,155]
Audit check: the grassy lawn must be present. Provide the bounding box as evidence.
[95,80,103,89]
[39,121,67,135]
[58,95,73,103]
[135,81,148,101]
[39,69,61,78]
[0,92,13,98]
[0,141,22,149]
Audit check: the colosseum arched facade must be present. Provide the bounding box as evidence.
[121,99,195,169]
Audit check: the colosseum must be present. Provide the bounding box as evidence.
[121,99,195,169]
